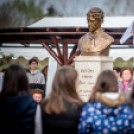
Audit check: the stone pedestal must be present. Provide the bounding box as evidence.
[74,56,113,102]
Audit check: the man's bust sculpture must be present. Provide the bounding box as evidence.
[78,7,114,56]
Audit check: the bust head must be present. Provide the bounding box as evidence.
[87,7,104,32]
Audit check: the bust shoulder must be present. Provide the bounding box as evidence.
[78,32,90,48]
[79,32,90,40]
[101,31,114,43]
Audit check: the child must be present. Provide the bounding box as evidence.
[31,88,44,103]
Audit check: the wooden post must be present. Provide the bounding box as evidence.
[65,50,81,65]
[63,42,68,64]
[52,35,64,64]
[69,44,77,58]
[42,43,63,66]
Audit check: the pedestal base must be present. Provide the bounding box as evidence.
[74,56,113,102]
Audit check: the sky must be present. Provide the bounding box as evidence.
[0,0,134,16]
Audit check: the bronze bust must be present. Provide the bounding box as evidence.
[78,7,114,56]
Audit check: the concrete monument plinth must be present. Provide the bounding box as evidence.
[74,56,113,102]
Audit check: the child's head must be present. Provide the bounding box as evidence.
[31,89,44,103]
[90,70,118,101]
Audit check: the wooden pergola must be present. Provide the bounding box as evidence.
[0,27,132,66]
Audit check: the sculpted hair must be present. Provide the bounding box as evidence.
[0,64,29,99]
[90,70,118,101]
[87,7,104,20]
[41,66,82,114]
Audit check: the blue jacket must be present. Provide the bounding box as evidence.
[0,94,37,134]
[78,93,134,134]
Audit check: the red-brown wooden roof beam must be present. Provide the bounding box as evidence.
[65,50,81,65]
[52,35,64,64]
[0,32,124,35]
[47,27,68,65]
[76,28,83,32]
[0,39,79,44]
[46,27,64,64]
[42,43,62,66]
[69,44,77,58]
[63,42,68,64]
[0,38,133,45]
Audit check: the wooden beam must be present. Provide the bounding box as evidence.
[65,50,81,65]
[114,39,133,45]
[0,38,133,45]
[69,44,77,58]
[52,35,64,64]
[0,27,127,35]
[63,42,68,64]
[42,43,63,66]
[0,39,79,44]
[46,27,51,32]
[20,28,24,32]
[0,32,87,35]
[0,32,124,35]
[76,28,83,32]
